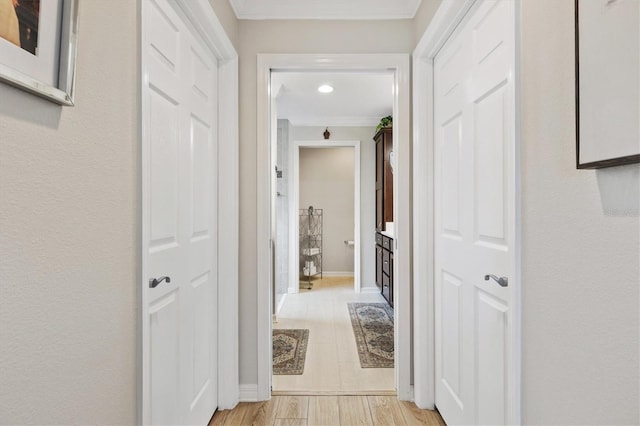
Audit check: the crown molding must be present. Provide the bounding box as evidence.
[229,0,422,20]
[286,116,380,127]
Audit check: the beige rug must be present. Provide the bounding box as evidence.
[273,329,309,375]
[347,303,394,368]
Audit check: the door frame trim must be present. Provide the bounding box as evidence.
[290,140,361,293]
[412,0,522,422]
[139,0,239,422]
[257,54,411,401]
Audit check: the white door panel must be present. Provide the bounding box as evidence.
[476,289,508,425]
[440,116,463,239]
[149,292,180,425]
[474,83,508,246]
[143,0,219,423]
[435,1,515,424]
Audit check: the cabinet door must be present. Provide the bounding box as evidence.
[382,274,391,306]
[376,245,383,290]
[383,249,391,275]
[390,252,394,305]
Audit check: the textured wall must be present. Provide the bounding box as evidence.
[520,0,640,423]
[413,0,442,43]
[275,119,290,305]
[238,19,413,385]
[208,0,239,49]
[299,147,355,274]
[0,1,138,423]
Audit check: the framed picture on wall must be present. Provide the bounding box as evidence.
[575,0,640,169]
[0,0,79,105]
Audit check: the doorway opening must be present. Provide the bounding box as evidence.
[270,70,394,394]
[258,55,410,399]
[272,138,395,395]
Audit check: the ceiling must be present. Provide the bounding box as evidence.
[229,0,422,20]
[272,71,394,127]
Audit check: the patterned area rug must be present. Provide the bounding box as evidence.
[273,329,309,375]
[347,303,394,368]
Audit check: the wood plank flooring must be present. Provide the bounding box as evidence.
[209,396,445,426]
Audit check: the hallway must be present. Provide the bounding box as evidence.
[273,277,394,393]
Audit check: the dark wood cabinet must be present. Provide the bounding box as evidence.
[375,232,393,307]
[374,128,393,231]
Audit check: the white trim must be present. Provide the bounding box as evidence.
[174,0,237,60]
[239,384,259,402]
[286,116,381,128]
[511,2,523,422]
[139,0,239,421]
[411,0,476,410]
[360,286,382,294]
[215,55,240,411]
[291,140,361,293]
[229,0,421,21]
[257,54,411,402]
[412,0,522,421]
[256,54,272,402]
[275,293,287,316]
[234,11,419,20]
[321,271,355,277]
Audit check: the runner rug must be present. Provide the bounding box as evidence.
[272,329,309,375]
[347,302,394,368]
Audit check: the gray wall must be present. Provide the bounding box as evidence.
[413,0,442,42]
[0,1,138,423]
[208,0,239,48]
[275,119,290,305]
[237,19,413,385]
[520,0,639,423]
[299,147,355,274]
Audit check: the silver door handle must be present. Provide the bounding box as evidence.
[484,274,508,287]
[149,276,171,288]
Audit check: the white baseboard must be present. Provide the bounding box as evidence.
[322,271,354,277]
[360,286,382,294]
[239,384,259,402]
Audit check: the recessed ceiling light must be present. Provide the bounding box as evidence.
[318,84,333,93]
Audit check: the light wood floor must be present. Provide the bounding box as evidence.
[209,395,445,426]
[273,276,394,393]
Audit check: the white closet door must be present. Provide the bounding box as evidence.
[142,0,219,423]
[434,1,516,424]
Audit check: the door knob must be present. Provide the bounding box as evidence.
[149,276,171,288]
[484,274,508,287]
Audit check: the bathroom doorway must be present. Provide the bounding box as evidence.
[270,69,395,394]
[256,54,411,400]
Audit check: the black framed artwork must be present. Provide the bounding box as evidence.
[575,0,640,169]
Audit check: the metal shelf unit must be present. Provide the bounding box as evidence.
[299,206,323,289]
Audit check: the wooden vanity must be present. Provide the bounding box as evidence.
[375,231,394,307]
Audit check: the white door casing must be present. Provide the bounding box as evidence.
[141,0,239,422]
[433,1,518,424]
[256,54,411,401]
